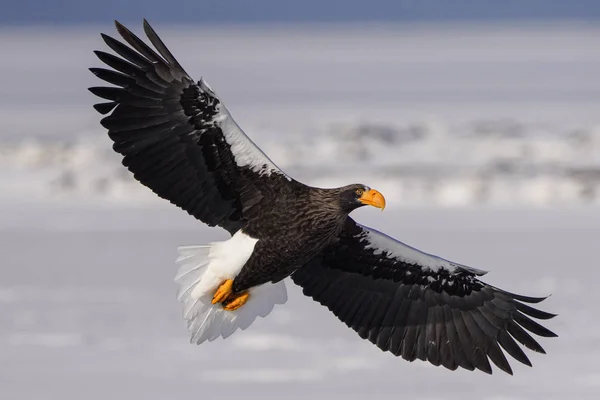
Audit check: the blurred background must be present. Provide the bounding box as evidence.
[1,1,598,399]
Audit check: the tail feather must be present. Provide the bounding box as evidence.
[175,246,210,302]
[175,244,287,344]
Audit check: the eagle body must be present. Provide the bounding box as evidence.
[234,186,357,292]
[89,20,558,376]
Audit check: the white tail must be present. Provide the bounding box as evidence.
[175,241,287,344]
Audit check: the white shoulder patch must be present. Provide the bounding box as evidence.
[216,103,289,179]
[357,224,486,275]
[197,78,288,179]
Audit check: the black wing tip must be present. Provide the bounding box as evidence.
[478,364,493,375]
[93,50,109,61]
[490,284,553,305]
[87,86,101,95]
[114,19,135,40]
[543,330,559,339]
[521,357,533,368]
[92,102,118,115]
[88,67,107,78]
[88,86,117,99]
[422,358,514,376]
[513,293,550,304]
[498,288,559,333]
[514,299,558,321]
[545,312,559,320]
[112,19,152,38]
[100,32,120,49]
[531,346,547,355]
[114,19,125,30]
[109,19,151,31]
[142,20,155,40]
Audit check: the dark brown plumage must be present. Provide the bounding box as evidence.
[234,185,368,292]
[89,20,557,375]
[292,219,557,375]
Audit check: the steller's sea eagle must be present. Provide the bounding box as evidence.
[89,20,557,375]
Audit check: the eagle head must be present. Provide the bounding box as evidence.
[338,184,386,213]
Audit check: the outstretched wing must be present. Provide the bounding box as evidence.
[292,218,557,375]
[89,20,290,234]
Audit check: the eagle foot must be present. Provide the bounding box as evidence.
[212,279,234,304]
[222,291,250,311]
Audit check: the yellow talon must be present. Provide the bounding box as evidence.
[212,279,249,310]
[212,279,234,304]
[223,291,250,311]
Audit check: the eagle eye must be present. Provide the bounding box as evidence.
[355,188,364,196]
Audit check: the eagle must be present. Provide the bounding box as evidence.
[89,20,557,375]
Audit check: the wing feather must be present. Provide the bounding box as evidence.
[90,20,290,234]
[292,217,557,375]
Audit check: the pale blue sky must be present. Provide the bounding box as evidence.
[2,0,599,25]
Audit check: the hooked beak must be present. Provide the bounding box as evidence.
[359,189,386,210]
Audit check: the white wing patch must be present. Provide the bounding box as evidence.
[199,78,289,179]
[174,230,287,344]
[356,224,487,275]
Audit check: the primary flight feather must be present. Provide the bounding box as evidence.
[89,20,557,375]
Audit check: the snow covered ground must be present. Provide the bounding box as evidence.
[0,203,595,399]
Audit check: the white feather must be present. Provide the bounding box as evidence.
[356,223,487,275]
[197,78,289,180]
[175,231,288,344]
[217,105,288,178]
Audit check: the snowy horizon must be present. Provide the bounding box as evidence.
[2,22,600,207]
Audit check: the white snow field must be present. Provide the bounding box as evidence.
[0,21,598,399]
[0,203,595,399]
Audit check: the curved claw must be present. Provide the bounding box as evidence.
[212,279,233,304]
[223,292,250,311]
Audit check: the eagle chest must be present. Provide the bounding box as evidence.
[235,208,344,290]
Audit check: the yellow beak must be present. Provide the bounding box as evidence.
[359,189,386,210]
